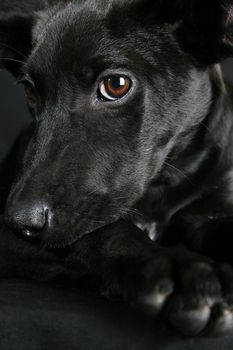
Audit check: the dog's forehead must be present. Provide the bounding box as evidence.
[28,0,172,79]
[29,1,122,72]
[33,1,109,51]
[32,0,137,49]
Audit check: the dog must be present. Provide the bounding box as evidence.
[1,0,233,337]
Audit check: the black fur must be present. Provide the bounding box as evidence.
[1,0,233,336]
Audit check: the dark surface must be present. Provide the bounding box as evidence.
[1,279,233,350]
[0,62,233,349]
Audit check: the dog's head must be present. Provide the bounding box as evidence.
[1,0,233,248]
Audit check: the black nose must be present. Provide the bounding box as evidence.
[5,202,50,240]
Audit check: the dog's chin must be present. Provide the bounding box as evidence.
[43,219,116,251]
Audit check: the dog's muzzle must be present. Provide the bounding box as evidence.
[5,201,52,240]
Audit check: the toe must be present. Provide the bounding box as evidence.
[139,277,174,314]
[166,295,211,336]
[206,304,233,336]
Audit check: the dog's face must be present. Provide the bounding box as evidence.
[1,0,233,247]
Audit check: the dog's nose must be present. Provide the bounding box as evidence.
[5,202,50,239]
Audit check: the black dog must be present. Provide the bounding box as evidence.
[1,0,233,337]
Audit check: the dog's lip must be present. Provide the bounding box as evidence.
[45,235,80,251]
[44,218,120,251]
[44,223,102,251]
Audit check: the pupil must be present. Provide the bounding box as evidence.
[111,77,124,89]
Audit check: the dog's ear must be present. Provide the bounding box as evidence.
[175,0,233,64]
[133,0,233,65]
[0,1,47,76]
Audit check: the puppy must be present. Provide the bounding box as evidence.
[1,0,233,336]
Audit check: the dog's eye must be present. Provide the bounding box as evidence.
[17,77,38,108]
[24,85,38,107]
[99,76,131,101]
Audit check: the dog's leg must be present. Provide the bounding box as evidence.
[65,220,233,337]
[163,214,233,266]
[1,216,233,336]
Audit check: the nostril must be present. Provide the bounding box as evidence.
[5,202,51,240]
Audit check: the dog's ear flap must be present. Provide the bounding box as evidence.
[0,1,47,76]
[174,0,233,64]
[132,0,233,64]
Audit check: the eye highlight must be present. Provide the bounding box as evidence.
[99,76,132,101]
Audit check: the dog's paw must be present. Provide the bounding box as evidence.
[136,249,233,337]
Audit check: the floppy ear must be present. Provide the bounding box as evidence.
[0,1,47,76]
[174,0,233,64]
[130,0,233,65]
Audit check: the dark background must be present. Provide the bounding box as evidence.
[1,59,233,161]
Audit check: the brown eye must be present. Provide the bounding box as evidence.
[99,76,131,101]
[25,85,37,107]
[17,76,38,107]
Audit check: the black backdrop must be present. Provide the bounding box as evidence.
[0,59,233,161]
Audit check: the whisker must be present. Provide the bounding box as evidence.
[200,121,212,135]
[127,208,143,216]
[164,161,194,185]
[91,220,106,225]
[117,207,143,219]
[112,196,129,201]
[0,42,27,59]
[0,57,26,65]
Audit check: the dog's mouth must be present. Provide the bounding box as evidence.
[45,235,81,253]
[6,188,136,251]
[12,214,120,252]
